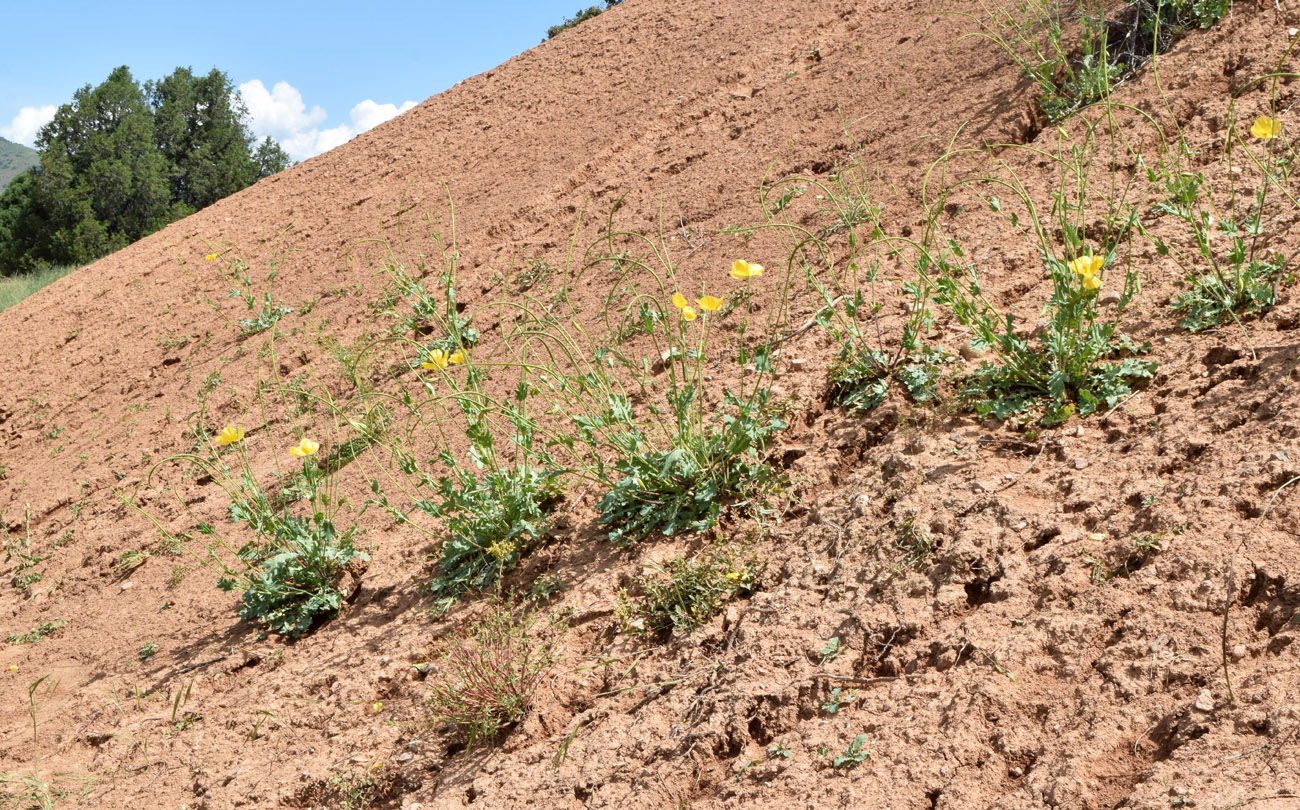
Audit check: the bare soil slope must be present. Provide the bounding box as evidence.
[3,1,1300,808]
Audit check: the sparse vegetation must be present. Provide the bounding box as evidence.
[960,0,1229,122]
[545,0,623,40]
[7,620,64,645]
[426,602,560,747]
[616,543,762,635]
[0,264,79,313]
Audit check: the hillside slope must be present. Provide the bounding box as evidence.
[0,137,37,191]
[2,1,1299,809]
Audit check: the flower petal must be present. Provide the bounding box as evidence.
[1251,115,1282,139]
[697,295,722,312]
[672,292,688,310]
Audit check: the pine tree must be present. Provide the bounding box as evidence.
[0,65,295,275]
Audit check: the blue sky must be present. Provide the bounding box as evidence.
[1,1,612,160]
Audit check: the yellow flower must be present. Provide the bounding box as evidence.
[204,253,217,262]
[1251,115,1282,140]
[730,260,764,279]
[421,348,464,370]
[697,295,722,312]
[7,665,17,671]
[1068,255,1104,278]
[289,438,319,458]
[725,571,742,583]
[1068,255,1104,291]
[672,292,688,310]
[372,701,383,712]
[214,425,245,446]
[681,306,697,321]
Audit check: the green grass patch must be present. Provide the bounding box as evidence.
[0,265,79,313]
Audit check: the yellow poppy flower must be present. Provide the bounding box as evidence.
[215,425,245,446]
[730,260,764,279]
[289,438,319,458]
[681,306,697,321]
[421,348,463,370]
[8,665,17,671]
[1068,255,1104,291]
[697,295,722,312]
[1068,255,1104,278]
[672,292,688,310]
[372,701,383,712]
[1251,116,1282,140]
[204,253,217,262]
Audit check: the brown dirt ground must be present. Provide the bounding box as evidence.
[4,0,1300,808]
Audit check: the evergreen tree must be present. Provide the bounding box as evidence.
[0,170,43,273]
[36,65,171,265]
[0,65,294,275]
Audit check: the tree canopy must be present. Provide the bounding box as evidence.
[0,66,291,275]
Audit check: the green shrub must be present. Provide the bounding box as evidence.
[1153,109,1296,332]
[592,390,784,545]
[922,120,1158,423]
[220,508,367,638]
[962,0,1229,123]
[545,1,623,40]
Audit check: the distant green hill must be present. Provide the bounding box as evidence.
[0,137,39,191]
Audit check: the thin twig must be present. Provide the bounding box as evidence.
[993,442,1046,494]
[812,673,919,685]
[775,296,845,347]
[1133,721,1159,756]
[1103,389,1143,418]
[163,655,228,680]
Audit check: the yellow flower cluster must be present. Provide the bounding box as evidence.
[421,348,465,370]
[670,260,763,319]
[1068,255,1104,291]
[487,539,518,560]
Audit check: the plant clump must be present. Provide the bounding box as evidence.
[616,543,763,636]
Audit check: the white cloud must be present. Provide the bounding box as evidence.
[1,105,57,147]
[237,79,417,162]
[239,79,327,141]
[350,99,418,133]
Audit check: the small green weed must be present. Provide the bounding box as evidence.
[822,687,856,715]
[833,734,870,769]
[327,771,378,810]
[616,544,763,635]
[8,620,64,645]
